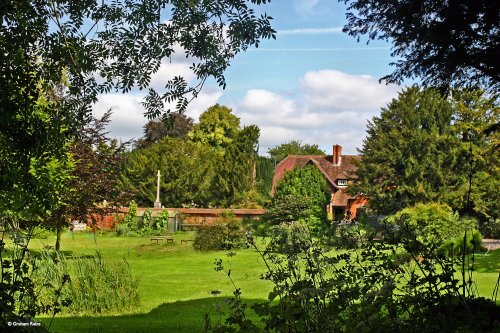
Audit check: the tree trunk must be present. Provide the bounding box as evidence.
[55,227,62,252]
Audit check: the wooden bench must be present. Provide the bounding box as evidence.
[181,239,194,245]
[150,237,174,244]
[150,237,164,244]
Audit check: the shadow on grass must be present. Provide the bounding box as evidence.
[472,249,500,273]
[39,297,266,333]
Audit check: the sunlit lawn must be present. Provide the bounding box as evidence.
[17,232,499,332]
[30,232,272,333]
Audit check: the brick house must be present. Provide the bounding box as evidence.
[271,144,368,222]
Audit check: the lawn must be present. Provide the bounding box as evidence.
[30,232,272,333]
[18,231,499,332]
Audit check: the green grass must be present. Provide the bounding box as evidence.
[29,232,271,332]
[8,232,498,332]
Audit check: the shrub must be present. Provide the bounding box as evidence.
[193,212,246,251]
[440,229,483,257]
[31,226,56,239]
[115,202,168,236]
[33,251,140,315]
[241,217,269,237]
[1,223,67,332]
[207,219,500,333]
[386,203,478,247]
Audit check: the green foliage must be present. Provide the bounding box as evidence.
[116,203,167,236]
[352,87,499,219]
[268,165,330,232]
[255,156,275,200]
[386,203,478,247]
[342,0,499,91]
[193,213,246,251]
[135,113,194,149]
[122,108,261,208]
[441,230,483,257]
[188,105,241,150]
[157,210,169,230]
[479,218,500,239]
[120,138,219,207]
[264,193,314,226]
[213,125,260,207]
[267,140,325,164]
[0,224,68,331]
[33,251,140,315]
[211,221,500,332]
[0,78,75,224]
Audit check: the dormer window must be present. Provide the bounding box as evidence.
[337,179,348,186]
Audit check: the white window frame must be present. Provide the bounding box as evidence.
[337,179,348,186]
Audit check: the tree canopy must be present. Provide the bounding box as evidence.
[267,165,330,232]
[267,140,325,164]
[188,104,241,150]
[122,105,261,208]
[341,0,500,91]
[352,87,499,220]
[135,113,194,148]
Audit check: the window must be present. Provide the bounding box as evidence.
[337,179,348,186]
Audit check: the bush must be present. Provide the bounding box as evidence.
[33,251,140,315]
[241,217,269,237]
[115,202,168,236]
[1,224,66,332]
[386,203,478,247]
[207,219,500,333]
[31,226,56,239]
[440,229,483,257]
[193,212,246,251]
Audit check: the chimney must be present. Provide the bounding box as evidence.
[333,144,342,165]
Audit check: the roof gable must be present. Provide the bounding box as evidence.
[271,154,360,192]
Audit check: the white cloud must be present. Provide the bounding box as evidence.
[278,27,343,35]
[93,94,147,142]
[93,89,223,143]
[233,70,400,155]
[149,60,196,90]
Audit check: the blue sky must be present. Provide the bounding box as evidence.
[94,0,403,155]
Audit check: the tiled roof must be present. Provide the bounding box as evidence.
[272,154,360,192]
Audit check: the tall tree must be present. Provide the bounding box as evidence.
[135,113,194,148]
[121,138,220,207]
[352,87,498,218]
[341,0,500,91]
[255,156,275,199]
[188,104,241,150]
[267,140,325,164]
[50,111,130,250]
[214,125,260,206]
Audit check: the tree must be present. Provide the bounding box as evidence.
[214,125,260,206]
[135,113,194,148]
[188,104,241,150]
[352,87,498,218]
[268,165,330,232]
[341,0,500,91]
[267,140,325,164]
[50,111,130,250]
[120,137,220,207]
[255,156,275,199]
